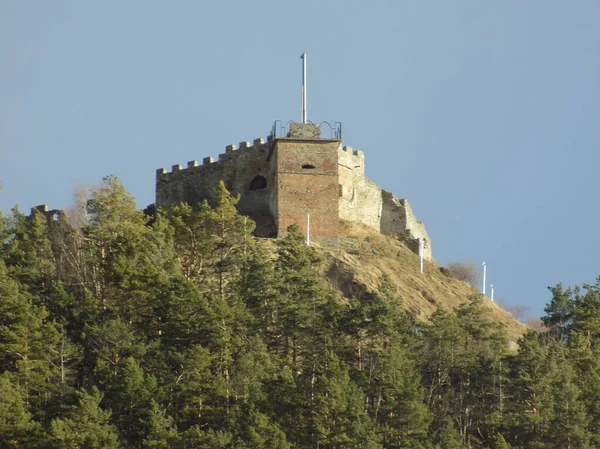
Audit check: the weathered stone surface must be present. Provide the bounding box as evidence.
[381,194,431,260]
[156,138,275,236]
[155,123,432,257]
[337,144,432,259]
[287,123,322,139]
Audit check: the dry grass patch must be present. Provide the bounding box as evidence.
[328,221,526,341]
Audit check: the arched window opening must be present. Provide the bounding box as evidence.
[249,175,267,191]
[302,164,316,169]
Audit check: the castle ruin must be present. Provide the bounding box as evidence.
[156,122,432,260]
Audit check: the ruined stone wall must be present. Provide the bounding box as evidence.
[155,138,277,236]
[380,193,432,260]
[275,139,340,245]
[338,146,382,230]
[338,146,432,259]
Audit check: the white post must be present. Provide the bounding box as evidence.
[418,238,424,273]
[490,284,494,302]
[301,52,307,124]
[306,209,310,246]
[482,261,487,296]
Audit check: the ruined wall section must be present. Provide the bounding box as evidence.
[156,138,277,236]
[380,193,432,260]
[338,146,432,260]
[338,146,382,230]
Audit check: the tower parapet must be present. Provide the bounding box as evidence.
[287,123,321,139]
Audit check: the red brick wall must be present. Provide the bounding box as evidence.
[274,139,340,239]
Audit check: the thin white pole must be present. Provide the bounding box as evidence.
[482,261,487,296]
[419,238,424,273]
[490,284,494,302]
[301,52,307,124]
[306,210,310,246]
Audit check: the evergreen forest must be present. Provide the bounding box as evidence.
[2,176,600,449]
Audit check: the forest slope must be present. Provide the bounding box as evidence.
[7,178,596,449]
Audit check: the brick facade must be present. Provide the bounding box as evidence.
[274,138,340,243]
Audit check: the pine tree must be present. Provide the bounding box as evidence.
[542,283,575,342]
[419,307,464,435]
[0,208,56,298]
[504,332,556,448]
[288,351,379,449]
[170,180,254,303]
[210,180,255,303]
[169,182,256,425]
[0,261,60,417]
[273,224,330,363]
[0,373,43,448]
[156,276,216,353]
[236,241,278,338]
[50,387,120,449]
[455,295,508,446]
[341,277,412,373]
[437,418,466,449]
[566,331,600,446]
[545,345,589,449]
[102,357,157,447]
[170,201,216,286]
[84,175,167,337]
[370,341,431,448]
[87,317,145,383]
[141,400,179,449]
[571,281,600,349]
[229,336,274,407]
[177,427,232,449]
[232,404,291,449]
[172,344,226,431]
[491,433,511,449]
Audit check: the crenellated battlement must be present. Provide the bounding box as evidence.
[339,145,364,159]
[338,145,365,179]
[29,204,63,222]
[156,137,269,177]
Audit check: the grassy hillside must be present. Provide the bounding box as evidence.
[317,221,527,341]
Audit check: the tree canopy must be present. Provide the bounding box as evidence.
[0,176,598,448]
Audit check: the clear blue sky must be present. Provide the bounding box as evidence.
[2,1,599,320]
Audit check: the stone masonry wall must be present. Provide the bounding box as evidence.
[338,146,432,260]
[380,193,432,260]
[338,146,382,230]
[156,138,277,237]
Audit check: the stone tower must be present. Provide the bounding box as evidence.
[270,123,340,245]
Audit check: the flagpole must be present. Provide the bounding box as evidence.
[301,53,307,124]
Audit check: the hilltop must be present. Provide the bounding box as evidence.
[319,221,526,341]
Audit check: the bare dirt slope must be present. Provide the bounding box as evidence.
[317,221,526,342]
